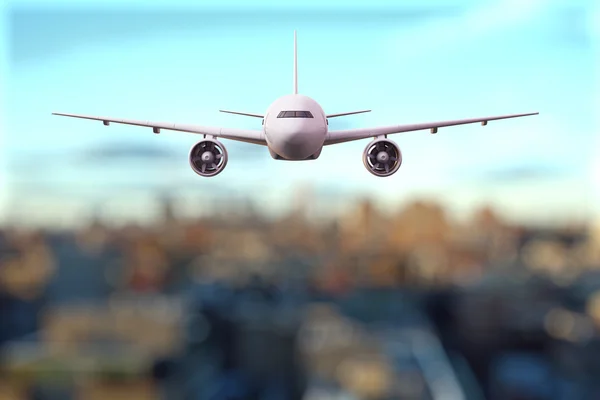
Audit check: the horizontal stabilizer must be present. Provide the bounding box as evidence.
[326,110,371,118]
[219,110,264,118]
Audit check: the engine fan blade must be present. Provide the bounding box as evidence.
[201,163,207,173]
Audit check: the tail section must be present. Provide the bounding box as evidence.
[293,30,298,94]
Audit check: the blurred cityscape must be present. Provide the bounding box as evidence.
[1,192,600,400]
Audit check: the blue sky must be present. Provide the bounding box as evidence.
[1,0,598,226]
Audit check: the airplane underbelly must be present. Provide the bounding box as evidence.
[273,131,324,160]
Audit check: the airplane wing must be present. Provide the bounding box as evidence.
[219,110,263,118]
[326,110,371,118]
[52,112,267,146]
[324,112,539,145]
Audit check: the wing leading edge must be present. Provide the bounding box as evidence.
[219,110,264,118]
[326,110,371,118]
[324,112,539,145]
[51,112,267,146]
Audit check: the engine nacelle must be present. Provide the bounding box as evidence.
[189,139,228,177]
[362,138,402,177]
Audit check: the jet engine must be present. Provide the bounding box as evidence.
[189,139,228,177]
[362,138,402,177]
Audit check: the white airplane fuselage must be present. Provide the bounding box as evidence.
[263,94,327,160]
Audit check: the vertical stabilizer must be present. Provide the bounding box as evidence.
[293,30,298,94]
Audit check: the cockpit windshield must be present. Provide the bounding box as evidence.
[277,111,314,118]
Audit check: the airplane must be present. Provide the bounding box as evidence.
[52,31,539,178]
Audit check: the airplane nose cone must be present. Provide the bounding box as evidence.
[283,127,307,146]
[279,120,308,139]
[270,121,325,160]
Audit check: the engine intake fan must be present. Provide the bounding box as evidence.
[362,138,402,177]
[189,139,228,177]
